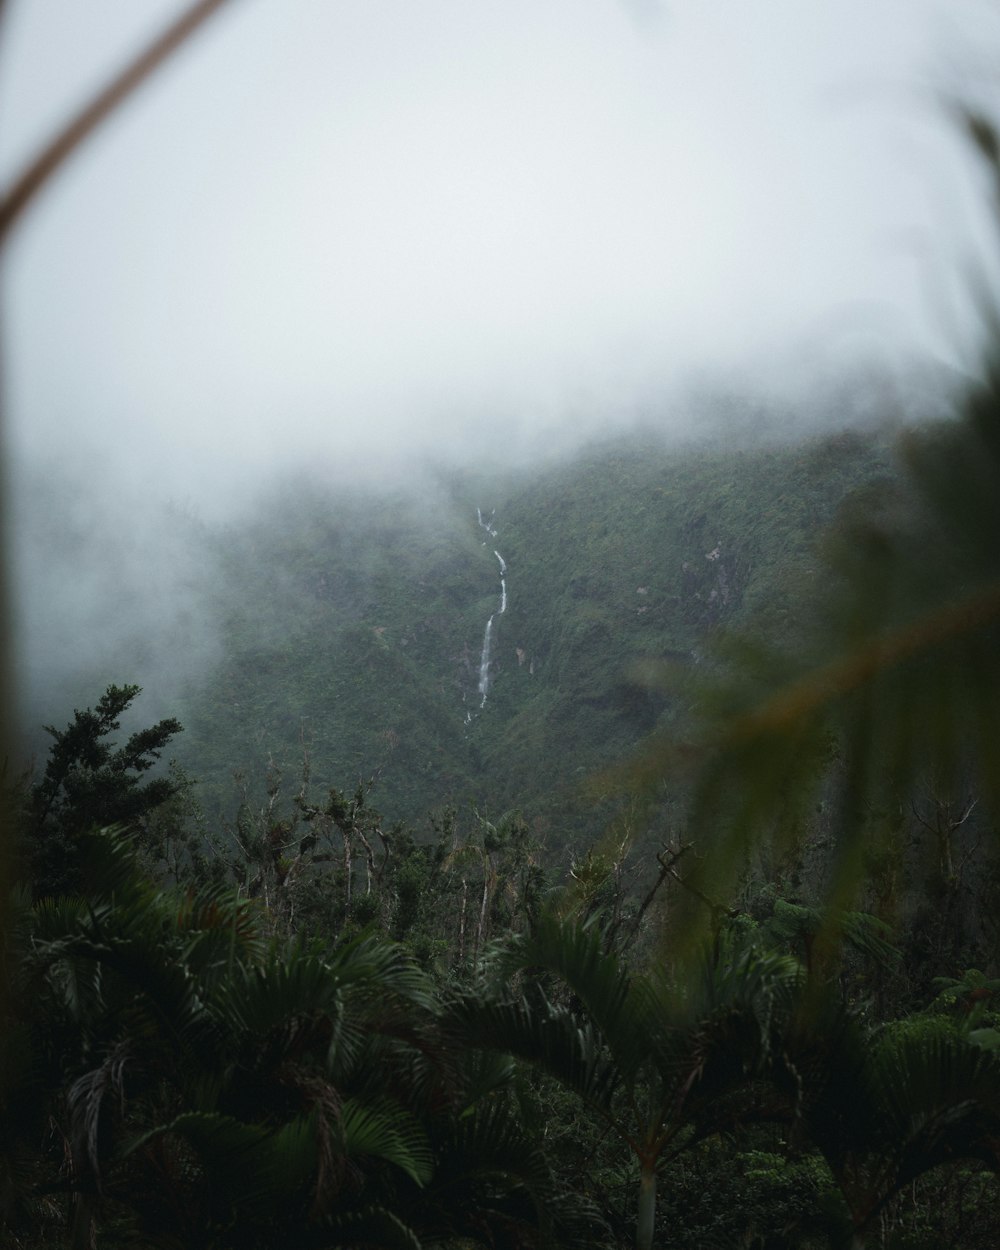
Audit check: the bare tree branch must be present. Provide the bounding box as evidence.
[0,0,234,243]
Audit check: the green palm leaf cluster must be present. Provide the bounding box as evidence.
[452,911,1000,1249]
[451,913,804,1250]
[1,827,590,1249]
[777,1002,1000,1246]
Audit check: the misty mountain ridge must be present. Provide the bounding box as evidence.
[17,375,920,859]
[197,426,897,849]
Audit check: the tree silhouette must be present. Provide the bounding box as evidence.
[25,683,182,897]
[7,825,592,1248]
[452,912,804,1250]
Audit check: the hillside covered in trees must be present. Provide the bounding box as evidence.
[8,352,1000,1247]
[20,394,902,855]
[6,5,1000,1247]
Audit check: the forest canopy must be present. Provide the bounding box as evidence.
[4,5,1000,1248]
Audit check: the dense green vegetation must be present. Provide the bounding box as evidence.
[5,8,1000,1246]
[6,345,1000,1245]
[152,416,898,867]
[5,751,1000,1248]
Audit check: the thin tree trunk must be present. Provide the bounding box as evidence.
[356,826,376,894]
[458,877,468,962]
[0,0,234,241]
[474,873,490,966]
[636,1161,656,1250]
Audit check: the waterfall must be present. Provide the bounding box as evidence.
[475,511,507,708]
[477,618,494,706]
[477,507,498,539]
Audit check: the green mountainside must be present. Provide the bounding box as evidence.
[20,398,1000,1250]
[172,423,895,853]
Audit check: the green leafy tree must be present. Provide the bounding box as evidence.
[25,683,182,897]
[4,825,599,1249]
[783,1007,1000,1248]
[452,913,803,1250]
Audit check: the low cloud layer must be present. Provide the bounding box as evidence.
[4,3,996,478]
[2,1,999,718]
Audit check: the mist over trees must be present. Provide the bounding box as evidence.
[5,4,1000,1248]
[6,350,1000,1247]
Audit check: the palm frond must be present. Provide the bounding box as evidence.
[762,900,900,969]
[326,935,435,1011]
[782,1007,1000,1233]
[641,942,804,1127]
[66,1040,131,1193]
[425,1098,607,1247]
[447,992,620,1119]
[441,1097,552,1195]
[452,1047,515,1112]
[210,945,345,1041]
[339,1098,433,1187]
[122,1110,315,1215]
[617,190,1000,915]
[174,886,267,980]
[493,913,650,1083]
[320,1205,424,1250]
[867,1023,1000,1186]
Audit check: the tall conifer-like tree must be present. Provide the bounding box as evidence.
[27,683,182,896]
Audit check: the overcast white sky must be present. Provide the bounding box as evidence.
[3,0,1000,502]
[7,0,1000,723]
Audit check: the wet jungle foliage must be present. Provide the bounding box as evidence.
[7,359,1000,1247]
[5,7,1000,1246]
[8,314,1000,1247]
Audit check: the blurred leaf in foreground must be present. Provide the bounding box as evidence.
[628,117,1000,924]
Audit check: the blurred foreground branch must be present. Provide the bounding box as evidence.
[0,0,234,243]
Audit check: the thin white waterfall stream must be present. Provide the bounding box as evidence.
[477,619,494,705]
[475,511,507,708]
